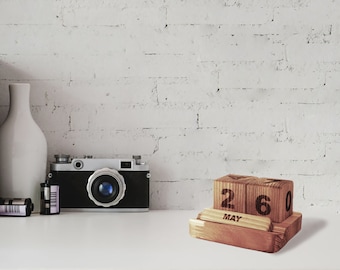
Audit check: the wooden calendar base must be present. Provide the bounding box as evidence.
[189,212,302,253]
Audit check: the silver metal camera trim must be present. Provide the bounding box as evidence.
[61,208,149,212]
[86,168,126,208]
[51,158,149,172]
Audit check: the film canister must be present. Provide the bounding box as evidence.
[40,180,60,215]
[0,198,34,217]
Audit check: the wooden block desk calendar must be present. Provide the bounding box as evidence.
[214,174,293,222]
[190,174,302,253]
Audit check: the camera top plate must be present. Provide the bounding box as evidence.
[50,155,149,172]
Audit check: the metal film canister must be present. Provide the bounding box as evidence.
[0,198,34,217]
[40,181,60,215]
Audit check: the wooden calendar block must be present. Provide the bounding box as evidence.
[191,174,300,252]
[246,178,293,223]
[213,174,294,223]
[213,175,252,213]
[189,212,302,253]
[197,208,273,232]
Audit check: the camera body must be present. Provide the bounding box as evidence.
[49,155,150,212]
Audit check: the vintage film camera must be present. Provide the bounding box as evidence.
[49,154,150,211]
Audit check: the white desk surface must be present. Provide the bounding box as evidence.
[0,209,339,270]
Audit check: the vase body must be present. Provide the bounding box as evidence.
[0,83,47,212]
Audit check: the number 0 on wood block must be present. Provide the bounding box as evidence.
[214,175,294,223]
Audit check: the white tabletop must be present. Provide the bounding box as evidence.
[0,209,339,270]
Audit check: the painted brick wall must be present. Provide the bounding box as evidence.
[1,0,339,212]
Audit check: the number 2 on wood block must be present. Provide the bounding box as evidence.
[213,175,251,213]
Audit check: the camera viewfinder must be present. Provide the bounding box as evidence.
[120,161,132,169]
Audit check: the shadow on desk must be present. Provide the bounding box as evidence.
[277,217,327,254]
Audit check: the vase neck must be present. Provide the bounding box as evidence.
[8,83,32,117]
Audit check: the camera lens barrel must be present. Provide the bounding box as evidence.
[86,168,126,207]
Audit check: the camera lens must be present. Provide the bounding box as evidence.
[91,175,119,204]
[99,182,114,197]
[86,168,126,207]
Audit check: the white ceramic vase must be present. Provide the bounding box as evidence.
[0,83,47,212]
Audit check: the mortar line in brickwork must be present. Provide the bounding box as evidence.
[196,113,200,129]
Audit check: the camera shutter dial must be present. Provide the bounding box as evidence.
[86,168,126,207]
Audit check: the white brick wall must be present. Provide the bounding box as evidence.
[1,0,340,212]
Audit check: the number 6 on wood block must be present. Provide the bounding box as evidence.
[246,178,293,223]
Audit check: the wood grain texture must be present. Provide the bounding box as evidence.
[246,178,293,222]
[189,212,302,253]
[197,208,273,232]
[213,175,252,212]
[214,174,294,222]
